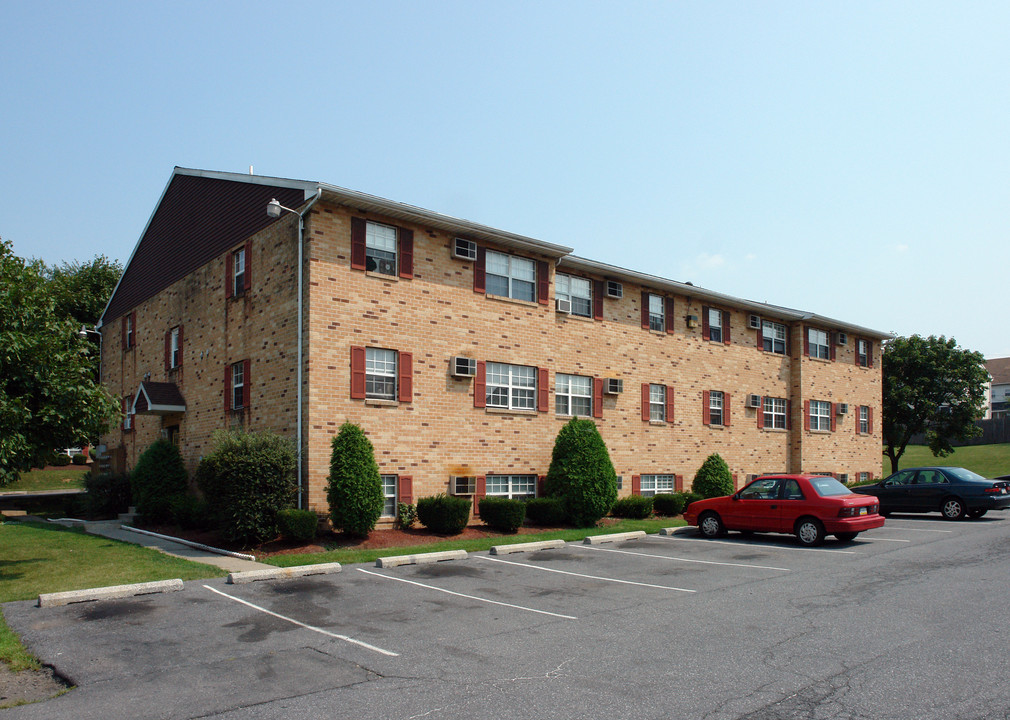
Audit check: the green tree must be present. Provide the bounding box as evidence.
[882,335,989,474]
[130,438,189,523]
[692,453,734,498]
[545,418,618,527]
[0,240,120,485]
[327,423,384,536]
[45,255,123,329]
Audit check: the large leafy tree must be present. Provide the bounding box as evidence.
[0,240,120,485]
[882,335,989,474]
[45,255,122,329]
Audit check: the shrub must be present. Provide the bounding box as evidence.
[653,493,687,517]
[692,453,734,499]
[197,430,296,545]
[545,418,618,527]
[417,494,471,535]
[525,497,567,526]
[51,454,72,467]
[83,472,132,519]
[397,502,417,529]
[611,495,654,519]
[71,453,88,465]
[326,423,384,537]
[479,496,526,533]
[278,508,319,543]
[131,439,189,523]
[170,495,210,530]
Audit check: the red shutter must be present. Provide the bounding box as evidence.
[756,323,763,352]
[786,326,792,356]
[122,316,127,349]
[830,403,837,432]
[665,297,675,333]
[666,384,675,423]
[703,390,711,425]
[537,475,546,497]
[804,400,811,432]
[130,312,137,347]
[225,252,234,299]
[474,246,486,293]
[350,346,366,399]
[474,476,486,516]
[631,475,641,496]
[177,325,183,368]
[724,392,731,426]
[537,261,549,305]
[537,367,549,412]
[702,306,710,338]
[868,342,874,368]
[165,330,171,371]
[398,476,413,505]
[398,227,414,279]
[868,407,874,434]
[803,326,810,357]
[757,398,765,429]
[474,361,486,408]
[829,333,836,361]
[243,241,252,293]
[787,400,792,430]
[641,383,650,421]
[350,217,366,270]
[593,280,604,320]
[641,291,649,329]
[675,474,684,492]
[398,351,413,402]
[593,377,604,418]
[242,359,251,409]
[224,364,232,413]
[723,310,731,345]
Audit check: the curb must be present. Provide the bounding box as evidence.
[376,549,468,568]
[38,579,184,608]
[122,526,258,561]
[659,527,687,536]
[490,539,567,555]
[583,530,647,545]
[228,562,342,584]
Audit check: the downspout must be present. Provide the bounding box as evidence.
[295,189,323,509]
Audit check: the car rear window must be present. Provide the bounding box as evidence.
[809,477,852,497]
[944,467,986,482]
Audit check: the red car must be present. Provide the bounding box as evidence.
[683,474,885,546]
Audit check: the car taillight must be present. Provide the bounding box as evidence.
[839,507,857,517]
[838,504,877,517]
[984,486,1003,494]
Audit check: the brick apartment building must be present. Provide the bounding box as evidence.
[97,167,887,520]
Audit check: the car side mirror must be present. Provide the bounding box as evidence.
[731,493,740,501]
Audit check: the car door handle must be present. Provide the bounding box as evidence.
[770,505,778,509]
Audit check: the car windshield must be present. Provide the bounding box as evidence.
[944,467,987,482]
[809,477,852,497]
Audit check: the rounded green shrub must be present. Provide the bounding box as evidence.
[545,418,618,527]
[524,497,567,526]
[51,454,72,467]
[681,491,704,514]
[197,430,296,545]
[326,423,384,537]
[71,453,88,465]
[131,439,188,523]
[692,453,734,499]
[83,472,131,519]
[611,495,653,519]
[479,496,526,533]
[397,502,417,529]
[653,493,686,517]
[278,508,319,543]
[170,494,210,530]
[417,493,471,535]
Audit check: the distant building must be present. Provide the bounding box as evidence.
[986,357,1010,419]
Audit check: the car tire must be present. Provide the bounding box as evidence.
[968,509,988,519]
[698,512,725,539]
[941,497,967,520]
[795,518,825,546]
[834,532,858,542]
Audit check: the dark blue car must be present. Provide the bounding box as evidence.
[854,467,1010,520]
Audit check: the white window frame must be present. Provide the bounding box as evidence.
[810,400,831,431]
[556,273,592,317]
[169,326,181,369]
[365,348,397,401]
[233,247,246,295]
[709,391,725,426]
[381,474,398,518]
[649,384,666,422]
[640,474,676,497]
[556,373,592,417]
[486,250,536,302]
[365,221,398,276]
[763,396,787,429]
[762,320,786,354]
[124,400,134,430]
[708,308,722,342]
[648,294,665,332]
[808,328,830,360]
[859,405,869,434]
[125,314,134,348]
[858,472,870,483]
[857,339,869,367]
[231,361,245,410]
[486,474,536,499]
[486,362,536,410]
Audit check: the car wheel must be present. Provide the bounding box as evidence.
[941,497,967,520]
[968,509,988,519]
[834,532,858,542]
[795,518,825,546]
[698,512,725,538]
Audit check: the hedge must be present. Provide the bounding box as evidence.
[417,494,471,535]
[131,439,188,523]
[525,497,567,526]
[611,495,653,519]
[479,496,526,533]
[278,508,319,543]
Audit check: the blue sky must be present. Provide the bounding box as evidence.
[3,1,1008,358]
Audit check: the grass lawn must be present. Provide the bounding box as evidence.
[892,443,1010,478]
[1,468,89,493]
[0,521,225,671]
[264,516,686,568]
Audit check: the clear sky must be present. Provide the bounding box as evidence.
[3,1,1008,358]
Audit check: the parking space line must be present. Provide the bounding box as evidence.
[863,537,912,543]
[670,537,858,554]
[574,543,790,571]
[474,555,696,592]
[203,585,399,657]
[356,568,577,619]
[880,524,954,533]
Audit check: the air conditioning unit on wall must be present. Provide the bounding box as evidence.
[749,314,762,330]
[604,378,624,395]
[746,394,762,408]
[837,403,849,415]
[450,476,476,495]
[837,332,848,346]
[555,298,572,314]
[453,238,477,261]
[605,280,623,299]
[450,356,476,378]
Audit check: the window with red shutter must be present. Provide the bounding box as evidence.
[398,227,414,279]
[398,351,413,402]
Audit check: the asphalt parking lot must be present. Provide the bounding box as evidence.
[6,515,1010,719]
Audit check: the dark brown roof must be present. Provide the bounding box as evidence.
[986,357,1010,385]
[133,382,186,415]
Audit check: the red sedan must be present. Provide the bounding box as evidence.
[683,474,885,546]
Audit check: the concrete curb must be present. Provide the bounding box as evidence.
[583,530,647,545]
[376,549,467,568]
[659,527,689,536]
[38,579,184,608]
[228,562,342,584]
[490,539,567,555]
[122,526,258,561]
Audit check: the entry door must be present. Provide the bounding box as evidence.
[727,478,780,531]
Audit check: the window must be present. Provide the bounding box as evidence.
[763,397,787,429]
[809,400,831,431]
[857,339,871,367]
[487,362,536,410]
[858,472,870,484]
[640,474,676,497]
[365,221,397,276]
[486,250,535,302]
[168,326,181,369]
[649,384,666,422]
[740,478,778,500]
[556,373,592,417]
[707,307,723,342]
[616,475,623,490]
[808,328,830,360]
[122,312,137,350]
[233,247,246,296]
[837,473,849,484]
[486,474,536,499]
[366,348,397,400]
[708,391,724,426]
[648,294,665,332]
[762,320,787,354]
[231,361,245,410]
[859,405,870,434]
[122,397,134,431]
[381,475,398,518]
[556,274,592,317]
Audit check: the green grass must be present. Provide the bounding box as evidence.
[892,443,1010,478]
[0,521,225,671]
[0,467,89,493]
[264,516,686,568]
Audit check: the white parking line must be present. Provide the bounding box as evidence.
[203,584,399,657]
[357,568,577,619]
[474,555,696,592]
[880,524,954,533]
[863,537,912,543]
[671,536,858,554]
[575,543,791,571]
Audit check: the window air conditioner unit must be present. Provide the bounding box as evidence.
[837,403,849,415]
[837,332,848,346]
[555,298,572,314]
[453,238,477,261]
[748,314,762,330]
[450,476,476,495]
[746,394,762,409]
[604,378,623,395]
[376,258,396,275]
[451,356,477,378]
[605,280,623,299]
